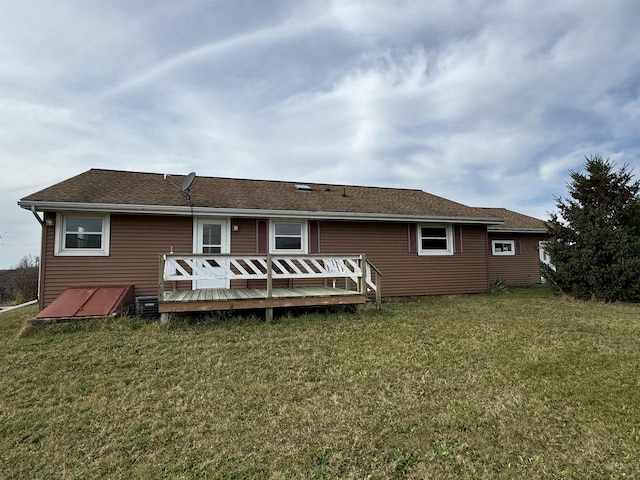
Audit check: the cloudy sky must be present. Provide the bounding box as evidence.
[1,0,639,269]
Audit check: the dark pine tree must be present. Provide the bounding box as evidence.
[543,155,640,302]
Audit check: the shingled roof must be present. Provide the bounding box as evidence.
[480,207,548,232]
[20,168,505,223]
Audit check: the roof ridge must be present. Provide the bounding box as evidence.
[85,168,432,193]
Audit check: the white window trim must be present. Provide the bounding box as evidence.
[54,212,110,256]
[418,224,453,256]
[269,219,308,254]
[491,239,515,256]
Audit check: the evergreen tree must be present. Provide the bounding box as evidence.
[543,155,640,302]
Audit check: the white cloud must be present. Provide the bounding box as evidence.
[97,6,332,100]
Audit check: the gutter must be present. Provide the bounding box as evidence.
[19,200,505,225]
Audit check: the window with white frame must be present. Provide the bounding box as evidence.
[55,213,110,256]
[418,224,453,255]
[271,220,307,253]
[491,240,515,256]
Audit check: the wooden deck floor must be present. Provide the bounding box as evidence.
[159,286,367,313]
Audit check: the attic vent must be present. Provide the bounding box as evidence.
[295,184,312,191]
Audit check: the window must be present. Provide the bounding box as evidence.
[201,223,222,254]
[418,224,453,255]
[202,223,222,266]
[492,240,515,256]
[55,213,110,256]
[271,221,307,253]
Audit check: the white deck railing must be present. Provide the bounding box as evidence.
[159,253,381,307]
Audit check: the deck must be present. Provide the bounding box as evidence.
[160,286,366,313]
[157,254,381,322]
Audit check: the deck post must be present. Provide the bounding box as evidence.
[158,254,165,302]
[360,255,367,295]
[159,255,170,324]
[266,254,273,298]
[266,254,273,322]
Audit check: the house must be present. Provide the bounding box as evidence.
[18,169,548,317]
[481,207,550,285]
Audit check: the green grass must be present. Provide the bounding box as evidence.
[1,288,639,479]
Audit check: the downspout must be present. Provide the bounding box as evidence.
[31,206,44,226]
[30,206,45,310]
[484,226,491,293]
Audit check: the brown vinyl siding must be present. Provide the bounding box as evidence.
[40,214,495,308]
[319,221,489,297]
[41,214,192,307]
[227,219,490,296]
[230,218,259,253]
[487,233,547,286]
[229,218,322,290]
[230,218,261,289]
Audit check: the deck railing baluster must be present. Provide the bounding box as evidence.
[266,255,273,298]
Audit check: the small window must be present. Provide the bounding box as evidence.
[492,240,515,256]
[418,224,453,255]
[271,221,307,253]
[55,213,110,256]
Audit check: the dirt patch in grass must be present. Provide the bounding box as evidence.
[1,289,639,479]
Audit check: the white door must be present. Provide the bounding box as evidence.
[194,219,228,289]
[538,241,555,282]
[539,241,554,268]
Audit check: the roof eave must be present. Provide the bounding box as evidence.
[19,200,504,225]
[487,227,548,233]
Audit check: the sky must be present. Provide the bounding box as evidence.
[1,0,640,269]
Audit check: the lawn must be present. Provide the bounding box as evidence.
[1,288,638,479]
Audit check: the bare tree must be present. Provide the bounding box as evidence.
[11,255,39,303]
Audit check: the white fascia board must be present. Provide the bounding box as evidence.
[19,201,192,216]
[19,200,504,225]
